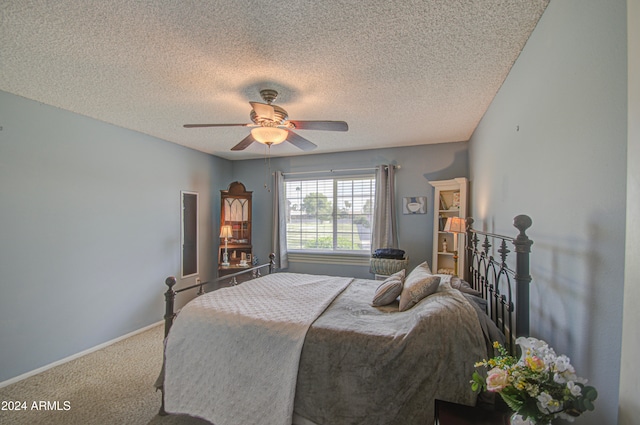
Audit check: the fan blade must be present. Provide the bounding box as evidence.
[286,131,317,151]
[231,133,256,151]
[288,120,348,131]
[184,123,251,128]
[250,102,275,121]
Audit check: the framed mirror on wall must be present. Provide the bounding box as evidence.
[181,191,199,278]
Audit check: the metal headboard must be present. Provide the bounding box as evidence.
[464,215,533,355]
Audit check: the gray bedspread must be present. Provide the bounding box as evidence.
[293,278,487,425]
[158,274,494,425]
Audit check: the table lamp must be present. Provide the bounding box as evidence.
[220,225,233,266]
[444,216,466,276]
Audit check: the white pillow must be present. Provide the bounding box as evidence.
[372,269,405,306]
[399,262,440,311]
[411,260,432,275]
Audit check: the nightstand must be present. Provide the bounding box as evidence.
[435,399,511,425]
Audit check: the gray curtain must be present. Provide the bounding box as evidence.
[371,165,398,252]
[272,171,288,269]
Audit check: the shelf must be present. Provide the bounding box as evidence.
[429,178,468,278]
[219,264,252,271]
[225,243,252,249]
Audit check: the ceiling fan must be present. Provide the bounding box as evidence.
[184,89,348,151]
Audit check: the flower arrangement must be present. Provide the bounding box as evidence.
[471,337,597,424]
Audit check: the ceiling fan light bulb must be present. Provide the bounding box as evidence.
[251,127,287,145]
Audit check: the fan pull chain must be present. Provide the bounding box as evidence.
[264,144,272,192]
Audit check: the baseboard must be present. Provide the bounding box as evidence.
[0,320,163,389]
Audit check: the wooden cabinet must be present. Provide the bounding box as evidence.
[219,182,252,278]
[429,178,468,276]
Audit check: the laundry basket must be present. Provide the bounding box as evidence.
[369,257,409,280]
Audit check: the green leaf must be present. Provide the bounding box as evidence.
[583,386,598,401]
[500,392,524,413]
[471,371,486,393]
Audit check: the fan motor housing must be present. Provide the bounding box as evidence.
[250,105,288,127]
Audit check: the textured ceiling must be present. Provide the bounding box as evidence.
[1,1,549,160]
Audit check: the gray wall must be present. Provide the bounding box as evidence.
[230,143,468,278]
[0,90,230,383]
[468,0,627,423]
[619,1,640,422]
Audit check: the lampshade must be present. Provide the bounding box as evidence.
[444,216,466,234]
[251,127,288,145]
[219,225,233,239]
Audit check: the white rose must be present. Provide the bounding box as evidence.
[537,392,562,414]
[554,355,572,373]
[567,381,582,397]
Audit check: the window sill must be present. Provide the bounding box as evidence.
[287,251,370,266]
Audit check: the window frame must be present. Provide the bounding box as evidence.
[283,173,376,259]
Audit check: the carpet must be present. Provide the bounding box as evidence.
[0,324,210,425]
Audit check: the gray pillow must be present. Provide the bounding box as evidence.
[450,276,482,297]
[372,269,405,306]
[464,293,488,310]
[399,264,441,311]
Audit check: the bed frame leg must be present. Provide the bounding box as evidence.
[159,276,177,416]
[164,277,177,338]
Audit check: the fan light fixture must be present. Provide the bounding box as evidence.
[251,127,288,146]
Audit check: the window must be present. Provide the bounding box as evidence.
[284,176,375,253]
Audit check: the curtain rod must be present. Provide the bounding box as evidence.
[281,165,400,177]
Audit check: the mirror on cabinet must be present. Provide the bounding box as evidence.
[219,182,252,275]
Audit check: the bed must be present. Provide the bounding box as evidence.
[156,215,533,425]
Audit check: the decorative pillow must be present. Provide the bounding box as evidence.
[410,260,432,275]
[372,269,405,306]
[399,263,440,311]
[450,276,482,297]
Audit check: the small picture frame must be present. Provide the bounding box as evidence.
[451,192,461,208]
[403,197,427,214]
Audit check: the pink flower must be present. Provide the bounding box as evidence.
[526,355,545,372]
[486,367,509,392]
